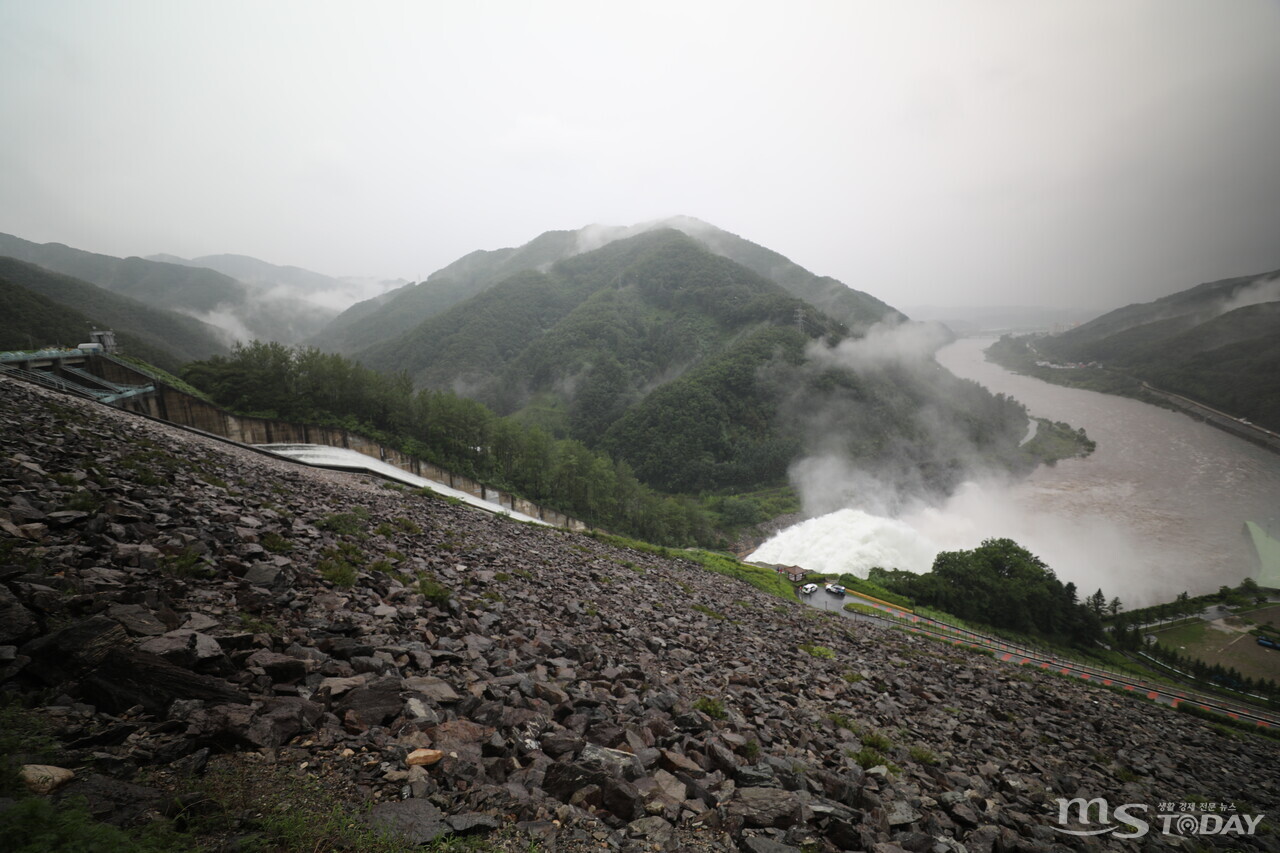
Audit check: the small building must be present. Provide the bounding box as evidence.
[773,565,807,583]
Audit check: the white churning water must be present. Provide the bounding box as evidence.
[750,338,1280,607]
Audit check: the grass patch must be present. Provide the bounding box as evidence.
[239,613,279,636]
[1150,619,1209,648]
[161,548,214,579]
[826,712,858,732]
[393,516,422,534]
[585,532,798,601]
[259,531,293,554]
[317,540,367,588]
[908,745,938,765]
[1174,702,1280,742]
[62,488,104,513]
[833,574,914,609]
[416,573,452,607]
[693,696,728,719]
[415,486,464,507]
[692,603,727,620]
[0,797,192,853]
[317,512,368,538]
[847,746,899,773]
[860,729,893,751]
[0,701,59,796]
[799,644,836,660]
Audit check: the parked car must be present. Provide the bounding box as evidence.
[825,583,846,596]
[800,583,818,595]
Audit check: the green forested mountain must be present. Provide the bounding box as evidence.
[0,233,331,345]
[1036,269,1280,430]
[0,257,229,369]
[658,215,904,332]
[312,230,584,353]
[0,233,247,313]
[148,252,363,343]
[315,217,902,356]
[353,229,1034,497]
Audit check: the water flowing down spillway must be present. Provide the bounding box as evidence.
[254,443,548,525]
[749,508,941,577]
[750,338,1280,608]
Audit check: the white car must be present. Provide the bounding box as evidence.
[800,583,818,595]
[825,583,846,596]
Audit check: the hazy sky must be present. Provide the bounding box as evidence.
[3,1,1279,312]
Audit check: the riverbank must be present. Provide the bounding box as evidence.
[984,334,1280,456]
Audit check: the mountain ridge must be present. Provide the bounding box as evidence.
[0,255,230,368]
[314,216,903,356]
[1035,268,1280,430]
[337,227,1035,500]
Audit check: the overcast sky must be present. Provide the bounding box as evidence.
[2,0,1279,312]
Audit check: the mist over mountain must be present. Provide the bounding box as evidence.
[349,226,1036,501]
[0,232,380,346]
[906,305,1102,336]
[315,217,903,357]
[0,256,229,368]
[150,251,405,344]
[1036,268,1280,430]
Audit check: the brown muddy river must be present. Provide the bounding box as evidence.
[751,337,1280,608]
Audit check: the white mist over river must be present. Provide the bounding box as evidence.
[751,337,1280,607]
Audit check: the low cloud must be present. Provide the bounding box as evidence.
[1217,274,1280,316]
[178,306,252,345]
[805,319,952,371]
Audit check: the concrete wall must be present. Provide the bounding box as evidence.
[109,372,585,531]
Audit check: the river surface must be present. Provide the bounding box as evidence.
[751,338,1280,607]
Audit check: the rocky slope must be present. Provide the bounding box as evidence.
[1,375,1277,852]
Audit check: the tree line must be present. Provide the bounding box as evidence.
[870,538,1105,648]
[180,341,717,545]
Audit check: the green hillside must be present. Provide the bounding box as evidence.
[0,257,229,368]
[315,217,902,356]
[313,230,583,354]
[1035,270,1280,430]
[665,216,904,331]
[0,233,327,344]
[354,229,1037,498]
[357,229,811,406]
[0,233,247,313]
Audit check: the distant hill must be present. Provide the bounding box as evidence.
[0,233,348,345]
[0,256,230,369]
[353,228,1034,497]
[147,252,365,343]
[905,305,1101,336]
[314,217,903,356]
[0,232,245,311]
[1036,269,1280,430]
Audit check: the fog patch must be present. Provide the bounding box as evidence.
[782,319,1022,517]
[179,306,252,345]
[789,454,922,519]
[805,319,951,371]
[572,215,721,257]
[1218,274,1280,316]
[901,478,1160,606]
